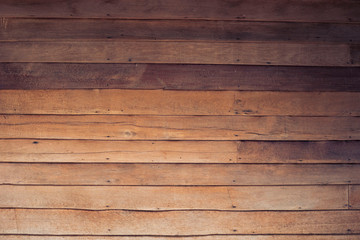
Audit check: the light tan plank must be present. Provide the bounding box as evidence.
[0,140,237,163]
[0,0,359,22]
[1,90,359,116]
[350,185,360,209]
[1,140,359,163]
[0,163,358,186]
[0,236,359,240]
[1,209,359,235]
[1,19,359,43]
[0,41,352,66]
[0,185,348,210]
[0,115,358,140]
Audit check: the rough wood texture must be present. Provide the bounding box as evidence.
[1,63,360,91]
[1,18,359,43]
[1,209,359,235]
[0,115,358,140]
[1,90,359,116]
[350,185,360,209]
[0,185,348,210]
[1,140,359,163]
[0,0,359,22]
[1,236,359,240]
[0,41,353,66]
[0,163,358,185]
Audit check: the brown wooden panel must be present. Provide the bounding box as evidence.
[0,0,359,22]
[0,41,352,66]
[0,185,348,210]
[350,185,360,209]
[0,235,359,240]
[2,90,359,116]
[1,209,359,235]
[1,18,359,43]
[0,163,358,185]
[1,63,360,91]
[0,115,358,140]
[1,140,359,163]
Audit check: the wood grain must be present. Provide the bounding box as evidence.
[2,90,359,116]
[1,63,360,91]
[1,140,359,163]
[0,0,359,22]
[0,41,353,66]
[0,163,358,186]
[1,235,359,240]
[0,115,358,140]
[1,209,359,235]
[350,185,360,209]
[1,18,359,43]
[0,185,348,210]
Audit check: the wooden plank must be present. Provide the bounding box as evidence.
[1,140,359,163]
[2,90,360,116]
[0,41,353,66]
[0,115,358,140]
[350,185,360,209]
[1,63,360,91]
[0,0,359,22]
[0,163,358,186]
[0,185,348,210]
[1,209,359,235]
[1,236,359,240]
[1,236,360,240]
[1,18,359,43]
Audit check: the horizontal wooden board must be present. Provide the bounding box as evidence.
[350,185,360,209]
[1,236,359,240]
[0,41,354,66]
[1,63,360,91]
[1,18,359,43]
[1,140,359,164]
[2,90,360,116]
[0,0,359,22]
[1,209,359,235]
[0,185,348,210]
[0,163,359,186]
[0,236,359,240]
[0,115,358,140]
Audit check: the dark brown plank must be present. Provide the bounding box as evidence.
[1,18,359,43]
[350,185,360,209]
[0,41,352,66]
[1,140,359,163]
[1,209,359,235]
[1,63,360,91]
[0,163,359,185]
[0,185,348,210]
[0,0,359,22]
[0,115,358,141]
[1,90,359,116]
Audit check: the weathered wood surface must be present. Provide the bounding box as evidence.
[0,41,354,66]
[0,0,359,22]
[1,63,360,91]
[0,235,359,240]
[350,185,360,209]
[0,115,358,140]
[1,90,359,116]
[1,209,359,235]
[0,185,348,210]
[0,163,358,185]
[1,140,359,163]
[1,19,359,43]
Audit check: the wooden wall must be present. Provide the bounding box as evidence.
[0,0,360,239]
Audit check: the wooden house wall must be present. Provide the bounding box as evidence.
[0,0,359,239]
